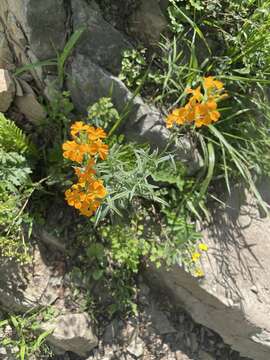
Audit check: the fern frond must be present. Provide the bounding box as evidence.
[0,113,33,154]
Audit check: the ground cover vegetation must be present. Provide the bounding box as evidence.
[1,0,270,356]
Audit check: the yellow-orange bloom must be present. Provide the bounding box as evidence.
[166,108,187,128]
[166,76,226,129]
[194,100,220,128]
[65,185,86,209]
[63,121,109,217]
[75,159,96,182]
[186,86,203,102]
[80,200,100,217]
[71,121,90,138]
[203,76,224,91]
[63,141,85,163]
[88,179,107,199]
[87,127,107,141]
[88,140,109,160]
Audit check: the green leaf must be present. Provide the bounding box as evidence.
[14,60,57,76]
[57,27,86,87]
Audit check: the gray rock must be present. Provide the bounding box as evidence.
[71,0,132,75]
[0,249,60,312]
[67,54,201,173]
[198,350,215,360]
[42,312,98,357]
[146,179,270,360]
[159,0,170,15]
[103,319,121,344]
[127,330,144,358]
[146,305,176,335]
[12,78,46,124]
[128,0,168,46]
[175,351,193,360]
[0,24,13,69]
[190,332,199,353]
[0,69,15,112]
[0,0,67,61]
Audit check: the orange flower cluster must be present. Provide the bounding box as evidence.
[166,76,227,128]
[62,121,108,217]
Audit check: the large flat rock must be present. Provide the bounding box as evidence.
[146,179,270,360]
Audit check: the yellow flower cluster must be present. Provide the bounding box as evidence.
[62,121,108,217]
[191,243,209,278]
[166,76,227,128]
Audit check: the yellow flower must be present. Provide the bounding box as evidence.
[194,268,204,277]
[192,252,201,261]
[199,243,208,251]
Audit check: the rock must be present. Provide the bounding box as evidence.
[103,319,121,344]
[14,78,46,124]
[128,0,168,46]
[189,332,199,353]
[41,312,98,357]
[159,0,170,15]
[38,228,66,252]
[0,248,60,312]
[71,0,132,75]
[0,69,15,112]
[126,330,144,358]
[67,55,201,174]
[146,304,176,335]
[175,351,193,360]
[0,0,67,62]
[145,179,270,360]
[0,24,14,69]
[14,94,46,124]
[198,350,215,360]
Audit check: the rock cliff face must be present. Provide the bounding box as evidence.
[0,1,270,360]
[146,179,270,360]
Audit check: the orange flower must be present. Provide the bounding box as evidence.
[80,200,100,217]
[63,121,109,217]
[194,100,220,127]
[203,77,224,92]
[186,86,203,102]
[87,127,107,141]
[88,179,107,199]
[65,185,85,209]
[63,141,85,163]
[88,140,109,160]
[184,101,196,123]
[71,121,90,138]
[75,159,96,182]
[166,108,187,128]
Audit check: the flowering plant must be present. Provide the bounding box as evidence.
[166,76,227,128]
[62,121,108,217]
